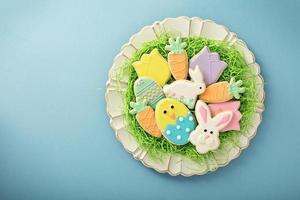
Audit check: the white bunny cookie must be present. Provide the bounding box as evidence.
[189,100,233,154]
[163,65,206,109]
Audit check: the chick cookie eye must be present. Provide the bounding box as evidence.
[199,86,202,90]
[163,110,167,114]
[204,129,207,132]
[170,104,174,109]
[210,131,214,134]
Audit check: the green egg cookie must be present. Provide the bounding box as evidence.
[134,77,165,109]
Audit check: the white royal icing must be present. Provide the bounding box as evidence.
[189,100,233,154]
[166,130,171,135]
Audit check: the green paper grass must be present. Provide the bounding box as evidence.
[115,34,257,164]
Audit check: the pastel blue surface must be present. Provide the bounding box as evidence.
[0,0,299,199]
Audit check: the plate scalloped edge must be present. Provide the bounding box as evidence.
[105,16,265,176]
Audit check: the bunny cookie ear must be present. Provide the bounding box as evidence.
[212,111,233,131]
[189,65,204,84]
[195,100,211,125]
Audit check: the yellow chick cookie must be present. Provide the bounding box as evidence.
[155,98,196,145]
[132,49,171,86]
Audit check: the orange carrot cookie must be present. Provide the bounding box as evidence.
[200,77,245,103]
[165,37,188,80]
[130,101,162,138]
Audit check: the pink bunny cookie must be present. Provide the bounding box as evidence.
[189,100,233,154]
[163,65,206,109]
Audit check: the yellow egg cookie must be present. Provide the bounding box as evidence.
[155,98,196,145]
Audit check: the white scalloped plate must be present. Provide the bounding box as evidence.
[106,16,265,176]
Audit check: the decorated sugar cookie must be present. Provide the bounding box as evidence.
[189,100,233,154]
[208,101,242,131]
[134,77,165,109]
[163,65,206,109]
[189,46,227,85]
[200,77,245,103]
[130,101,162,138]
[165,37,188,80]
[155,98,196,145]
[132,48,171,86]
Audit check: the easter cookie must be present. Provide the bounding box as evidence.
[208,101,242,131]
[200,77,245,103]
[189,46,227,85]
[165,37,188,80]
[163,65,206,109]
[189,100,233,154]
[130,101,162,138]
[134,77,165,109]
[155,98,196,145]
[132,48,171,86]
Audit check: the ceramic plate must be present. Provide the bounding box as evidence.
[105,16,264,176]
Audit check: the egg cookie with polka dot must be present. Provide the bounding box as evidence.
[155,98,196,145]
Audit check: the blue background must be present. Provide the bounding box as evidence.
[0,0,299,199]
